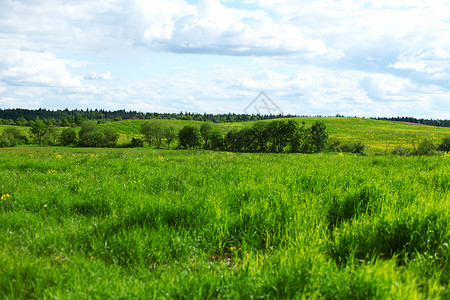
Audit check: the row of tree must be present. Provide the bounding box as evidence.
[3,108,448,127]
[27,121,119,147]
[0,108,298,126]
[143,120,329,153]
[374,116,450,128]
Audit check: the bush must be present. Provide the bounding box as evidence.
[417,139,436,156]
[438,135,450,153]
[130,138,144,148]
[338,141,366,154]
[326,138,341,152]
[0,128,28,147]
[391,146,410,156]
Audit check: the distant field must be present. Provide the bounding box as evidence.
[2,117,450,153]
[102,117,450,153]
[0,147,448,298]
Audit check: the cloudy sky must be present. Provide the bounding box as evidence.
[1,0,449,118]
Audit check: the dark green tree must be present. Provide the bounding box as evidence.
[60,128,77,146]
[30,120,48,145]
[308,121,328,153]
[438,135,450,153]
[164,126,177,149]
[200,122,213,149]
[178,125,202,149]
[210,130,224,151]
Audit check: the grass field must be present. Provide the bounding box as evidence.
[0,147,449,298]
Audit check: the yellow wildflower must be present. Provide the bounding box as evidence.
[338,153,344,157]
[1,194,11,201]
[157,156,164,162]
[230,246,236,251]
[55,154,63,159]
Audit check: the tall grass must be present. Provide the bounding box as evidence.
[0,147,448,298]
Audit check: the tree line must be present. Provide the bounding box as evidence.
[140,120,329,153]
[0,108,297,126]
[2,108,448,127]
[372,116,450,128]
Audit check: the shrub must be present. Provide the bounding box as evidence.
[391,146,410,156]
[130,138,144,148]
[417,139,436,156]
[438,135,450,153]
[338,141,366,154]
[326,138,341,152]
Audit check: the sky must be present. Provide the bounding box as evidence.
[0,0,449,118]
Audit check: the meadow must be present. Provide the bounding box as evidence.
[0,147,449,298]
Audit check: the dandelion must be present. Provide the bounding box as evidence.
[55,154,63,159]
[90,256,94,260]
[1,194,11,201]
[338,153,344,157]
[230,246,236,251]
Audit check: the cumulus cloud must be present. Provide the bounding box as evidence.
[84,71,112,80]
[0,50,83,88]
[0,0,448,118]
[132,0,331,57]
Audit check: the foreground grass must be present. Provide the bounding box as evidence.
[0,147,449,298]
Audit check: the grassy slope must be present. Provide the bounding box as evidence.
[0,147,449,298]
[102,117,450,153]
[2,117,450,152]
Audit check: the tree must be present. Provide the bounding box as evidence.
[140,120,165,148]
[60,128,77,146]
[77,122,118,147]
[3,127,27,145]
[308,121,328,153]
[30,120,48,145]
[210,130,224,150]
[178,125,202,149]
[164,126,177,149]
[103,128,119,147]
[438,135,450,153]
[200,122,213,149]
[140,122,153,145]
[417,138,436,155]
[252,122,269,152]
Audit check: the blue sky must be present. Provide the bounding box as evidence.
[0,0,449,118]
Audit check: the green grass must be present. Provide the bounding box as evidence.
[0,147,449,298]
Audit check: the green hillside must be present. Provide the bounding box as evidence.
[101,117,450,153]
[2,117,449,153]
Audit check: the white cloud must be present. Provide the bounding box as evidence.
[84,71,112,80]
[0,50,83,87]
[0,0,448,118]
[132,0,331,57]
